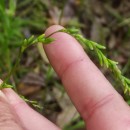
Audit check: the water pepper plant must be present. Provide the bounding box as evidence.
[0,34,54,108]
[62,28,130,94]
[0,27,130,108]
[0,34,54,89]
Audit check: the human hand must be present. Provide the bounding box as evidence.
[0,25,130,130]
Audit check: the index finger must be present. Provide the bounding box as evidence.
[44,25,130,130]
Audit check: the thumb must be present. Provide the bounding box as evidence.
[0,80,24,130]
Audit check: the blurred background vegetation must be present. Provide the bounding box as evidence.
[0,0,130,129]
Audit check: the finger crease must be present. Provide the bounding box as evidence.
[60,57,86,80]
[12,101,27,110]
[85,94,115,121]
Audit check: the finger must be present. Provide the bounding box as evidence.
[2,88,60,130]
[44,25,130,130]
[0,80,24,130]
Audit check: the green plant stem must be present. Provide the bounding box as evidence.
[37,28,130,93]
[0,34,54,90]
[60,28,130,93]
[63,120,85,130]
[1,48,22,90]
[0,34,53,109]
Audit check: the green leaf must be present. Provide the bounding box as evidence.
[66,28,79,34]
[94,42,106,49]
[124,82,129,94]
[0,0,5,11]
[85,40,94,50]
[28,35,35,45]
[65,28,130,93]
[9,0,17,16]
[37,34,45,41]
[96,50,103,66]
[0,83,13,89]
[20,95,43,109]
[44,38,55,44]
[103,56,109,68]
[124,77,130,84]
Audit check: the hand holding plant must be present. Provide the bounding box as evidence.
[0,25,130,130]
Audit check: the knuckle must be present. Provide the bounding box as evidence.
[0,98,22,129]
[60,57,85,79]
[82,93,115,121]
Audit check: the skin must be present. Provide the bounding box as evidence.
[0,25,130,130]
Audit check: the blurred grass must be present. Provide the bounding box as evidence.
[0,0,24,76]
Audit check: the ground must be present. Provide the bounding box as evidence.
[0,0,130,129]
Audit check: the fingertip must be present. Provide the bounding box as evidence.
[45,24,64,37]
[43,25,85,77]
